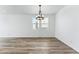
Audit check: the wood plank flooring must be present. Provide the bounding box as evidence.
[0,37,78,54]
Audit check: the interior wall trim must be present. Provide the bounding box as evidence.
[55,37,79,53]
[0,37,56,39]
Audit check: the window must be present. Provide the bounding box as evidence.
[41,18,48,28]
[32,16,37,30]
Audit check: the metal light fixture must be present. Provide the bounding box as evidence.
[32,5,48,29]
[36,5,44,20]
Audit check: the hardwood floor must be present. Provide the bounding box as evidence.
[0,37,78,54]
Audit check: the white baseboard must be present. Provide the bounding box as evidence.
[55,36,79,53]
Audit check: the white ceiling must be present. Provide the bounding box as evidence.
[0,5,65,14]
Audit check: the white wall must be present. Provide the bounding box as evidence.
[55,6,79,52]
[0,14,55,37]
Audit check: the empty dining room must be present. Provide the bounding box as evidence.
[0,5,78,54]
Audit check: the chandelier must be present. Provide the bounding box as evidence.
[36,5,44,20]
[32,5,48,30]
